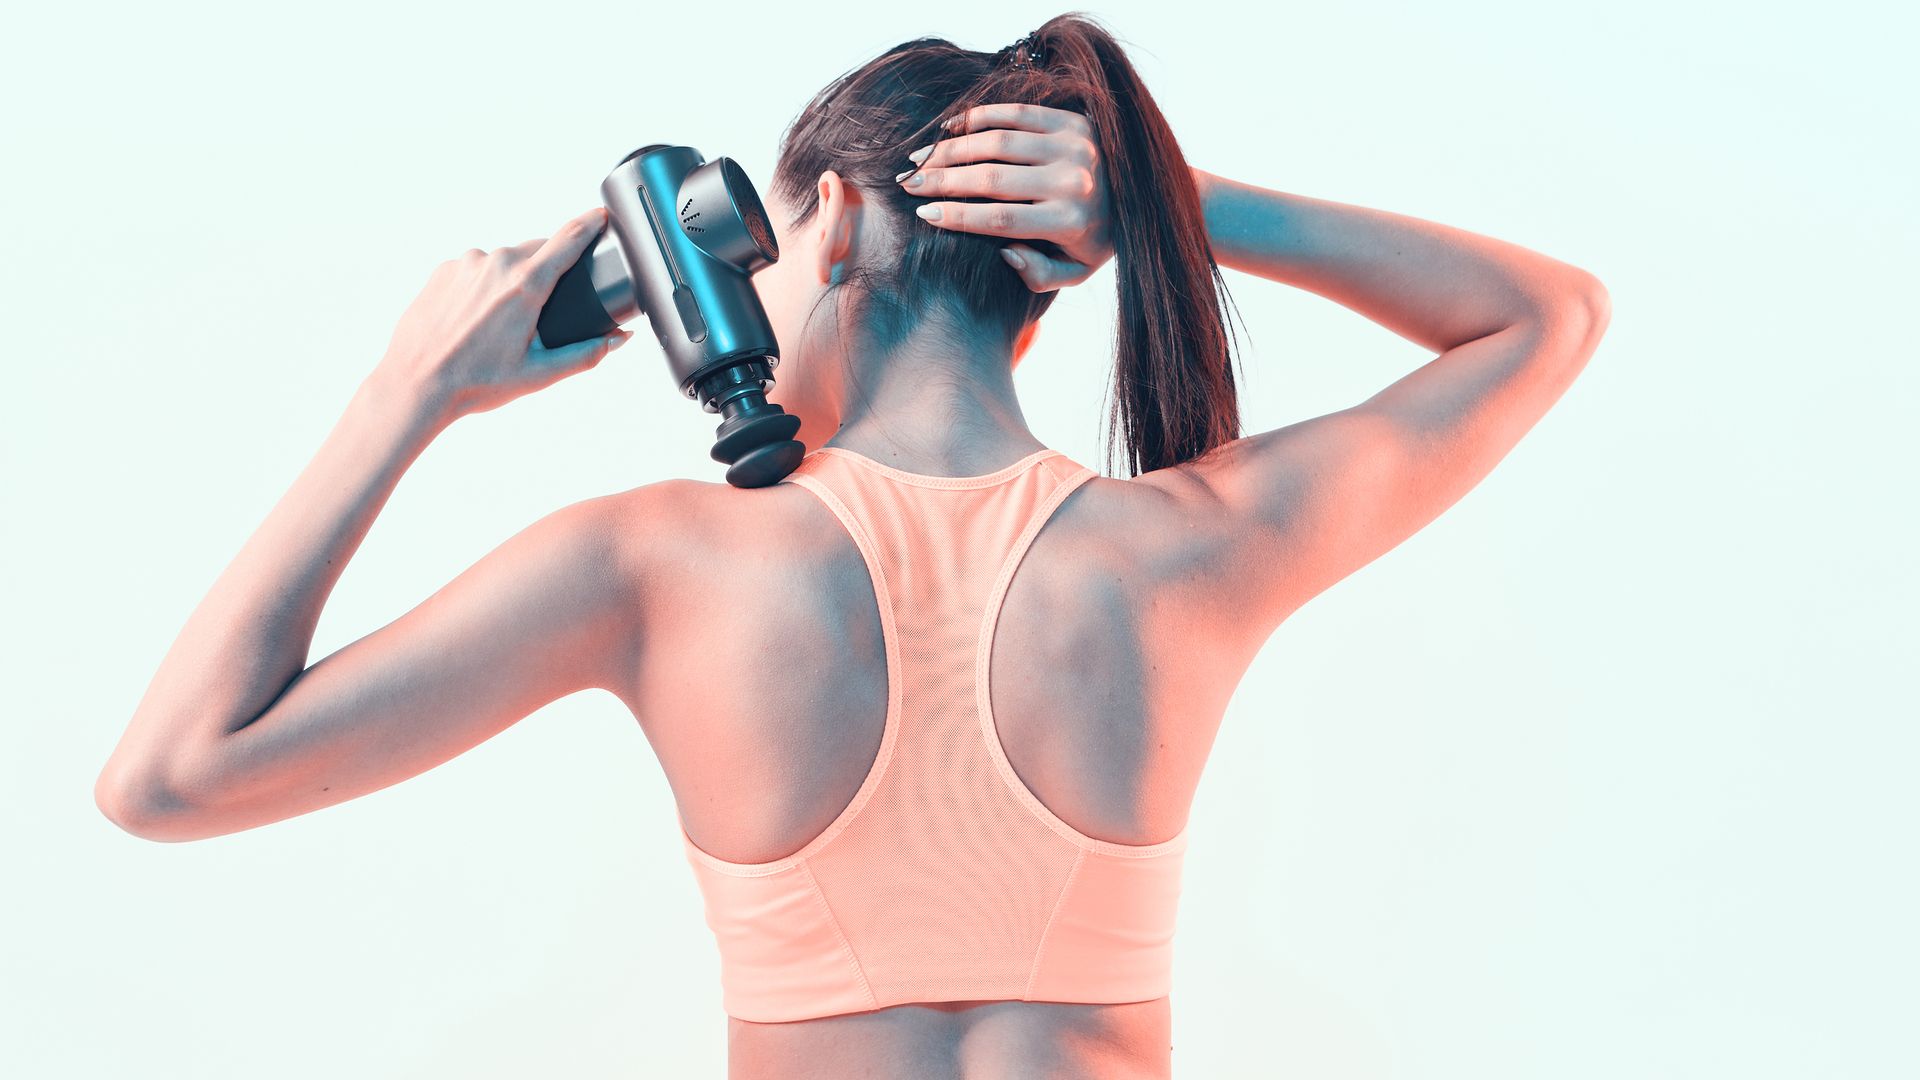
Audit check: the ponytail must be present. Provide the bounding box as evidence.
[1024,14,1246,476]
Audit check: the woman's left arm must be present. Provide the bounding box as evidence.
[96,207,643,842]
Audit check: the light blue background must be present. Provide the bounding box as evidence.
[4,1,1913,1076]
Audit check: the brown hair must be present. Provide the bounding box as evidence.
[769,12,1246,477]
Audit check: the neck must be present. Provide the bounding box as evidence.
[820,331,1044,475]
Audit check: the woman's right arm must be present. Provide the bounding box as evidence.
[1170,168,1611,628]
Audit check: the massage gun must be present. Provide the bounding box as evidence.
[536,145,803,488]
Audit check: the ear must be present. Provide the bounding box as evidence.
[814,170,862,285]
[1012,320,1040,370]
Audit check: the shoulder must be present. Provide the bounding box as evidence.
[1048,456,1294,646]
[599,474,825,539]
[1065,463,1237,582]
[593,475,836,591]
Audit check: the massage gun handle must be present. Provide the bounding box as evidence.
[535,239,622,349]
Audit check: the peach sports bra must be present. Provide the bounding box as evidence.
[674,444,1191,1023]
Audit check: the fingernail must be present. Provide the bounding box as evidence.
[907,144,932,164]
[915,204,941,221]
[894,169,912,183]
[903,172,923,188]
[944,115,962,131]
[1000,248,1025,269]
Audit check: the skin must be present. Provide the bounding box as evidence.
[95,102,1610,1078]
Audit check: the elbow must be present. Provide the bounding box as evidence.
[1574,267,1605,336]
[1525,269,1611,356]
[94,765,158,840]
[94,761,208,843]
[1563,269,1612,346]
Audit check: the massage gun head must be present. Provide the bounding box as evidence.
[536,145,804,488]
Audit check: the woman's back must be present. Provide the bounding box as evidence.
[627,442,1262,1077]
[645,446,1242,861]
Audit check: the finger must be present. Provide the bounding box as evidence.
[497,237,546,259]
[942,102,1085,137]
[911,128,1055,170]
[521,207,609,293]
[912,199,1051,239]
[999,243,1091,293]
[901,160,1054,202]
[527,327,632,377]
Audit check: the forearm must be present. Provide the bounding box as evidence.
[98,370,452,815]
[1191,167,1600,353]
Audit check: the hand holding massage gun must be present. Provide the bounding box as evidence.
[535,145,804,487]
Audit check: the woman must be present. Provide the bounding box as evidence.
[94,13,1609,1079]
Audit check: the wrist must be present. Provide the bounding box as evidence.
[355,362,458,441]
[1189,165,1215,202]
[1190,166,1225,246]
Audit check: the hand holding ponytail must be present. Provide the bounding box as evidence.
[897,102,1115,293]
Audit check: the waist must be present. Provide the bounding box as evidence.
[724,996,1175,1080]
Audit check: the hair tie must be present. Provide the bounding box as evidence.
[996,30,1047,70]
